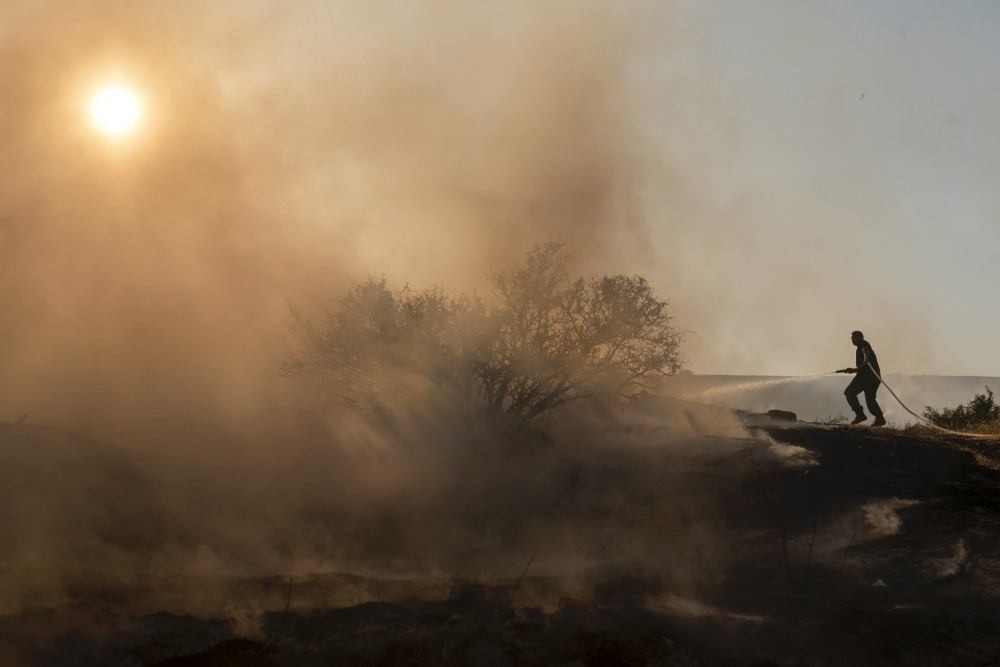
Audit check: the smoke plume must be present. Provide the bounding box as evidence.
[1,0,734,616]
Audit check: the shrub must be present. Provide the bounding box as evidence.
[284,243,682,433]
[923,386,1000,432]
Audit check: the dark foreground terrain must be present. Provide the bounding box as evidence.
[2,419,999,666]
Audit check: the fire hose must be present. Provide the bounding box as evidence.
[691,367,999,439]
[847,363,1000,440]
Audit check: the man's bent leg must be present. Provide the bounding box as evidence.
[864,383,884,420]
[845,376,866,419]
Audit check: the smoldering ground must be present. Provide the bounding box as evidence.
[0,392,774,619]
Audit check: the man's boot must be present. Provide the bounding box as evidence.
[872,416,886,427]
[851,413,867,425]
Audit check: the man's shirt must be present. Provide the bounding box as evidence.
[856,341,880,380]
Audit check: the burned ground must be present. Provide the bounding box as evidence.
[1,418,999,666]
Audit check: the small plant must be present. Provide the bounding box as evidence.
[923,386,1000,432]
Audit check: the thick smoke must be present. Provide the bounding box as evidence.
[2,0,739,616]
[0,1,662,436]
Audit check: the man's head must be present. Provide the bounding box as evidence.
[851,330,864,346]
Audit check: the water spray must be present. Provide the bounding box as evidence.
[686,366,999,439]
[686,371,840,400]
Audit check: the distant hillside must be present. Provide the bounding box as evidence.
[658,373,1000,425]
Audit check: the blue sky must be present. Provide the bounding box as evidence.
[637,1,1000,375]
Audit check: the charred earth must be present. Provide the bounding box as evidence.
[2,413,999,666]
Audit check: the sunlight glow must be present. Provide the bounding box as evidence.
[89,85,142,137]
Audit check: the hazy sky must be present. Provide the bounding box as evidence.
[269,0,1000,377]
[3,0,999,433]
[639,1,1000,375]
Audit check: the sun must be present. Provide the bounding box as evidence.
[89,84,142,137]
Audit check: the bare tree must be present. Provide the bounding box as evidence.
[284,243,682,433]
[477,242,682,430]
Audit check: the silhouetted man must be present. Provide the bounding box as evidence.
[838,330,886,427]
